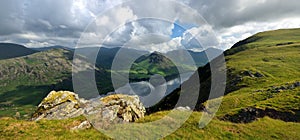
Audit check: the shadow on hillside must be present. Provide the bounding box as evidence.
[0,78,74,106]
[221,107,300,123]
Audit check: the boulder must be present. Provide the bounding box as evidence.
[32,91,146,128]
[85,94,146,128]
[32,91,87,121]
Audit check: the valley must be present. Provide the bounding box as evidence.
[0,28,300,139]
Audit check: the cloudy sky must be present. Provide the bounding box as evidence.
[0,0,300,52]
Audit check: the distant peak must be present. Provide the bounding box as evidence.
[149,52,166,64]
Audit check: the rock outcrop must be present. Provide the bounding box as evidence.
[85,94,146,129]
[222,107,300,123]
[32,91,146,129]
[32,91,87,121]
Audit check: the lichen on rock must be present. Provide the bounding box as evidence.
[32,91,87,121]
[32,91,146,129]
[85,94,146,129]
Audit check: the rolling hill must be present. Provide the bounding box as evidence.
[0,43,37,60]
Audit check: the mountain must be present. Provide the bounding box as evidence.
[76,47,148,69]
[166,48,223,67]
[150,28,300,124]
[128,48,223,81]
[129,51,181,81]
[0,48,113,118]
[0,43,37,60]
[32,45,74,51]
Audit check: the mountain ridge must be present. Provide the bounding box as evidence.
[0,43,37,60]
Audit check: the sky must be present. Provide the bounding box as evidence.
[0,0,300,52]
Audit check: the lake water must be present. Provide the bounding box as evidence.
[114,72,193,107]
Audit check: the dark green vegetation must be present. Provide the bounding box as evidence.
[0,43,37,60]
[0,28,300,139]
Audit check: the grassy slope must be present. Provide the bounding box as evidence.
[217,29,300,115]
[0,49,112,119]
[0,29,300,139]
[0,49,74,119]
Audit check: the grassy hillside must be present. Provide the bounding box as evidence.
[226,28,300,55]
[153,28,300,112]
[214,29,300,121]
[147,28,300,138]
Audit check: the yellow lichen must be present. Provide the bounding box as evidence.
[100,94,128,103]
[42,91,79,105]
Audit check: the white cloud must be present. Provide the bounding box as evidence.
[0,0,299,51]
[217,17,300,49]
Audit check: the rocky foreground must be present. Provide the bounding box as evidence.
[31,91,146,130]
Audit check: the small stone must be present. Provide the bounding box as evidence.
[175,106,191,111]
[14,112,21,119]
[71,121,91,130]
[287,84,295,90]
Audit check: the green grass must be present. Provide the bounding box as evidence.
[217,42,300,116]
[0,111,299,139]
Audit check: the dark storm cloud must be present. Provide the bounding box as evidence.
[0,0,25,35]
[188,0,300,29]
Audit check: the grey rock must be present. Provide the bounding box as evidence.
[32,91,146,129]
[71,121,91,130]
[32,91,87,121]
[243,71,255,77]
[175,106,191,111]
[86,94,146,124]
[254,72,264,78]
